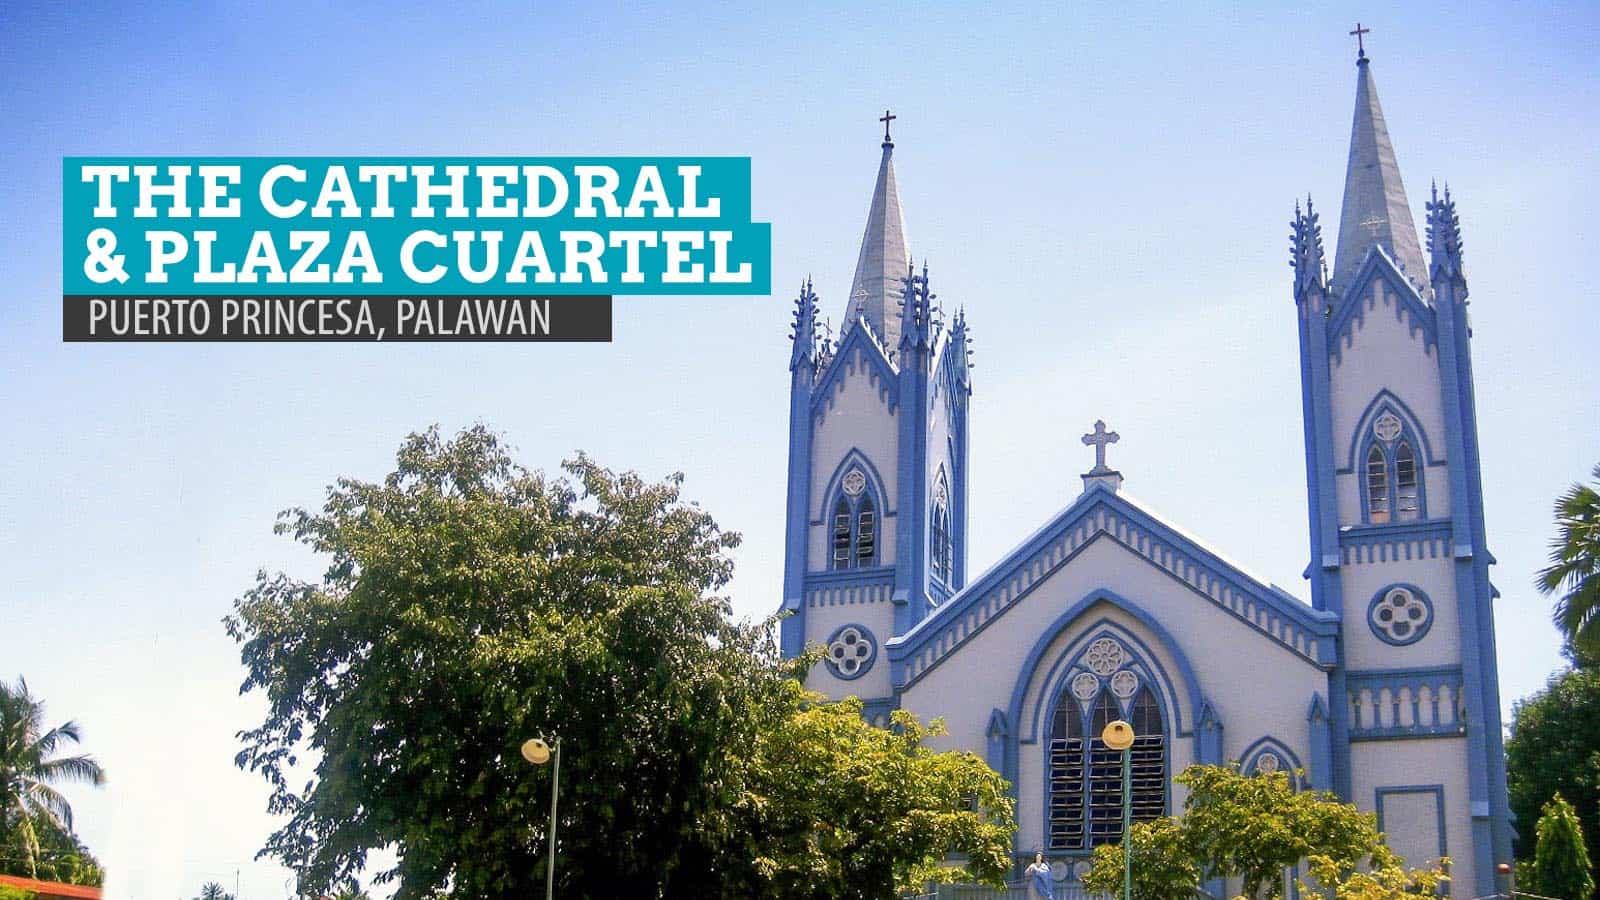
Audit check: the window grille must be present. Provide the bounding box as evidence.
[856,499,876,565]
[1049,680,1166,852]
[931,501,952,583]
[832,498,852,569]
[1395,441,1418,520]
[1366,444,1390,523]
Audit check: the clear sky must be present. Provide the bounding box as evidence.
[2,2,1597,896]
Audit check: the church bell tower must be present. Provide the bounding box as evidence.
[779,116,973,717]
[1292,33,1511,896]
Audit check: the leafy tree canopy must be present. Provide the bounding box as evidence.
[1532,793,1595,900]
[734,687,1014,898]
[227,427,1016,899]
[1507,665,1600,895]
[0,678,105,885]
[1082,764,1444,900]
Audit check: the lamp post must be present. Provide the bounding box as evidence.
[1102,720,1136,900]
[521,736,562,900]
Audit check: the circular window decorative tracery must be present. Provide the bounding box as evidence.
[1109,669,1139,700]
[1071,672,1101,705]
[825,624,877,679]
[842,469,867,497]
[1367,585,1433,646]
[1373,411,1403,442]
[1084,637,1126,676]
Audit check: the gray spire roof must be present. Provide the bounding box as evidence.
[1332,55,1428,296]
[843,142,911,349]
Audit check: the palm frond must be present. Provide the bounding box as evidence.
[37,753,106,786]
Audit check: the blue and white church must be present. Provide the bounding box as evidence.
[778,46,1512,897]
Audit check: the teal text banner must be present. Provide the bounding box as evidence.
[64,157,771,295]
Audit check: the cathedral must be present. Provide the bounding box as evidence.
[778,44,1512,897]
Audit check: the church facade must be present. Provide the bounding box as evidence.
[778,48,1512,897]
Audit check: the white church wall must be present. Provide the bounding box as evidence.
[1338,555,1461,670]
[1350,736,1471,892]
[804,592,898,701]
[1329,279,1451,528]
[808,351,899,570]
[897,533,1326,852]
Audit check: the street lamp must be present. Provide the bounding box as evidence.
[1102,719,1136,900]
[522,736,562,900]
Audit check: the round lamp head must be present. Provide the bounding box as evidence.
[1101,719,1135,750]
[521,738,551,765]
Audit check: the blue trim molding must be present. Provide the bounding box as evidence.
[1238,736,1306,788]
[886,488,1339,689]
[1375,784,1449,859]
[1339,389,1445,473]
[1346,666,1466,741]
[1366,583,1434,646]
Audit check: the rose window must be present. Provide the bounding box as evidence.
[1084,638,1125,676]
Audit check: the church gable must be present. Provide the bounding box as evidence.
[887,486,1340,691]
[1329,248,1437,366]
[811,320,898,421]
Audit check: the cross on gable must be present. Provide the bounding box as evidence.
[1082,419,1120,475]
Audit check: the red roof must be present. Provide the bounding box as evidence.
[0,874,103,899]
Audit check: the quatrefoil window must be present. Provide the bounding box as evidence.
[1367,585,1433,646]
[1373,411,1403,442]
[842,469,867,497]
[825,624,877,679]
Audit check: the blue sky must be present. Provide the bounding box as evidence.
[2,1,1597,896]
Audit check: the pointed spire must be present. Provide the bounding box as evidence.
[1290,195,1328,298]
[788,276,821,371]
[843,115,912,350]
[1332,46,1428,296]
[1425,181,1466,289]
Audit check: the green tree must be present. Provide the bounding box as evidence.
[193,882,234,900]
[1180,765,1398,899]
[1533,794,1595,900]
[1082,816,1199,899]
[0,885,36,900]
[1082,764,1443,900]
[1507,666,1600,897]
[731,687,1014,898]
[226,427,1017,898]
[0,810,104,886]
[1540,463,1600,663]
[1299,849,1447,899]
[0,678,105,880]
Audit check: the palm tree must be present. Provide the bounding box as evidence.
[0,677,106,877]
[1539,463,1600,662]
[193,881,233,900]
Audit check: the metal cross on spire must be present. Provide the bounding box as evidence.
[1349,22,1371,60]
[879,109,897,147]
[1082,419,1120,475]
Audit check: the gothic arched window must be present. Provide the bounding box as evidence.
[1366,444,1390,524]
[1048,649,1167,853]
[1395,441,1418,521]
[931,470,952,585]
[828,466,880,570]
